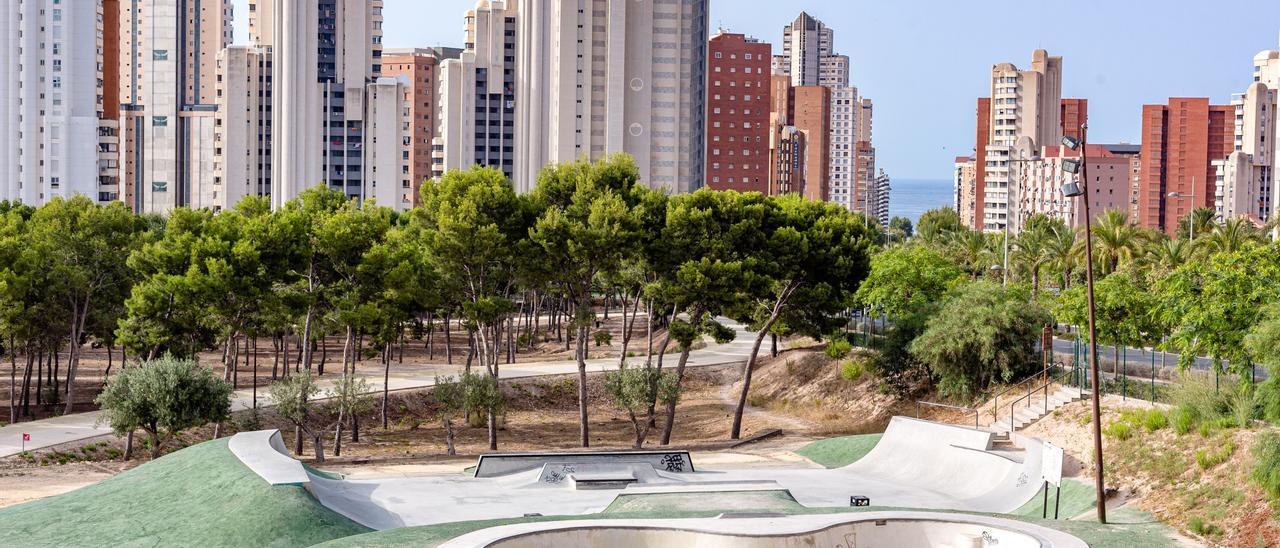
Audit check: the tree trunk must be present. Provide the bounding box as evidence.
[351,413,360,443]
[123,430,134,461]
[731,319,776,440]
[148,430,163,460]
[771,333,778,358]
[661,310,704,446]
[628,409,647,449]
[8,336,16,426]
[382,347,391,430]
[444,418,456,455]
[312,433,325,463]
[64,301,89,414]
[576,321,590,448]
[252,337,259,409]
[295,426,303,456]
[444,314,453,364]
[334,409,344,457]
[342,326,354,376]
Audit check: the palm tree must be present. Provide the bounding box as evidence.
[1145,237,1190,273]
[1044,223,1078,291]
[1203,217,1263,254]
[947,229,995,280]
[1176,207,1217,242]
[1013,221,1052,297]
[1091,209,1143,274]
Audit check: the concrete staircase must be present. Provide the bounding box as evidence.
[989,386,1084,435]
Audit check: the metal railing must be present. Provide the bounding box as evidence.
[1002,362,1080,432]
[989,361,1066,424]
[915,400,980,429]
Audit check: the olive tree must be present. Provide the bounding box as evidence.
[95,356,233,459]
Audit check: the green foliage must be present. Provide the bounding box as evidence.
[1055,273,1161,352]
[824,338,852,360]
[855,245,964,319]
[1104,421,1133,440]
[327,375,375,419]
[1194,439,1235,470]
[1188,516,1225,537]
[1251,429,1280,502]
[1171,407,1195,435]
[94,356,232,459]
[459,371,505,418]
[909,282,1053,399]
[269,373,322,432]
[915,208,962,242]
[1142,409,1168,432]
[592,331,613,347]
[840,360,865,382]
[604,365,680,414]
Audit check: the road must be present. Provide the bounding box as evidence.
[0,322,760,459]
[1049,336,1269,381]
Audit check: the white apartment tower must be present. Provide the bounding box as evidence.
[983,49,1063,233]
[265,0,405,209]
[212,45,272,212]
[434,1,518,182]
[1,0,119,205]
[1215,47,1280,225]
[772,12,833,87]
[512,0,710,193]
[118,0,233,213]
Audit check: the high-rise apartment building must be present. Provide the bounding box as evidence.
[1213,47,1280,227]
[790,85,831,202]
[954,156,977,227]
[2,0,120,205]
[772,12,834,87]
[768,125,807,196]
[706,32,770,193]
[381,48,461,206]
[363,76,408,209]
[1022,144,1137,228]
[212,45,272,212]
[434,1,518,182]
[969,50,1088,233]
[514,0,710,193]
[1137,98,1234,234]
[771,11,881,220]
[117,0,233,213]
[266,0,403,209]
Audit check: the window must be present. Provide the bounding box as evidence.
[152,116,168,127]
[153,49,168,61]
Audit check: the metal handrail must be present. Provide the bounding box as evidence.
[915,400,980,429]
[989,361,1065,422]
[1002,363,1078,432]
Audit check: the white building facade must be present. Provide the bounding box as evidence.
[513,0,709,193]
[1,0,117,205]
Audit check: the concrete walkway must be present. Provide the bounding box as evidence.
[0,321,759,458]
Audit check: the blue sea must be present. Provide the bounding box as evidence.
[889,178,953,224]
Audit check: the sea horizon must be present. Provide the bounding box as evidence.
[888,178,953,224]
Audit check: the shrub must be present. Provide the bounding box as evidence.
[825,338,853,360]
[1143,409,1168,432]
[840,360,865,382]
[1257,378,1280,424]
[592,331,612,347]
[1104,421,1133,440]
[1189,517,1224,537]
[1172,407,1195,435]
[1195,439,1236,470]
[96,356,233,460]
[1251,430,1280,502]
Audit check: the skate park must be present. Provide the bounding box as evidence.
[225,416,1090,546]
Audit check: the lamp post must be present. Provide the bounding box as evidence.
[1167,183,1197,242]
[1060,126,1107,524]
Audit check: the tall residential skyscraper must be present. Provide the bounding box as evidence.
[118,0,233,213]
[706,31,770,193]
[382,47,461,207]
[434,1,518,181]
[772,12,834,87]
[266,0,402,209]
[1138,98,1234,234]
[1213,47,1280,227]
[790,85,831,203]
[513,0,709,193]
[212,45,272,212]
[971,50,1085,233]
[770,11,879,218]
[2,0,120,205]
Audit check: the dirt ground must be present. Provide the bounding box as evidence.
[0,311,671,423]
[1022,396,1280,547]
[0,341,907,507]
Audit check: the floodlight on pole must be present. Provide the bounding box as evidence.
[1062,123,1107,524]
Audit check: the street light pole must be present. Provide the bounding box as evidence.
[1167,181,1197,243]
[1060,126,1107,524]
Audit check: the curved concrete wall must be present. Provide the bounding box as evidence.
[439,513,1088,548]
[227,429,310,486]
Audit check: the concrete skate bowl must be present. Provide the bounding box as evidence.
[437,513,1088,548]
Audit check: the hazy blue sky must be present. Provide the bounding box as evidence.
[232,0,1280,180]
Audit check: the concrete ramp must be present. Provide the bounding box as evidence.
[227,430,310,486]
[839,416,1044,511]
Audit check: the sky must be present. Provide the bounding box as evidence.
[232,0,1280,181]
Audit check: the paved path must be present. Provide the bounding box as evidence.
[0,322,758,459]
